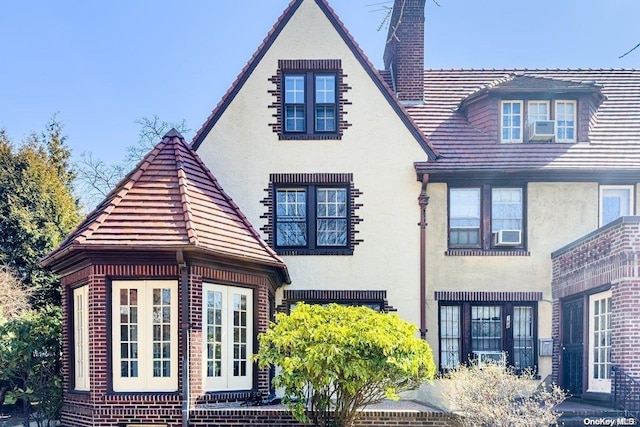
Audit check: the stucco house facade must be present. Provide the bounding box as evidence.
[42,0,640,425]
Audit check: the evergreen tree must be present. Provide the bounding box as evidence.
[0,119,82,306]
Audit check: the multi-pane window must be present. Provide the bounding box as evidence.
[599,185,634,226]
[555,100,576,142]
[471,306,502,352]
[588,291,612,393]
[276,189,307,247]
[275,185,348,252]
[439,305,461,369]
[449,185,525,250]
[438,302,537,371]
[501,101,523,143]
[203,283,253,391]
[73,285,90,391]
[491,188,523,233]
[112,280,177,392]
[284,75,305,132]
[283,72,336,135]
[315,74,336,132]
[527,101,549,123]
[513,306,534,370]
[449,188,481,247]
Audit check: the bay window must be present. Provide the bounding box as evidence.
[111,280,178,392]
[203,283,253,391]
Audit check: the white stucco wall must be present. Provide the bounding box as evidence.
[424,181,628,381]
[196,0,428,327]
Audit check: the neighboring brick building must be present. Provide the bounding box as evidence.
[551,217,640,399]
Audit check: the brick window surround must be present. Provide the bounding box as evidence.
[435,291,542,372]
[261,173,363,255]
[277,289,397,313]
[446,183,529,257]
[269,59,351,140]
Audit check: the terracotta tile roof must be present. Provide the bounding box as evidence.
[42,130,289,283]
[412,69,640,175]
[190,0,438,160]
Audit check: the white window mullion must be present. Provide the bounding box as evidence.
[74,285,90,391]
[588,290,612,393]
[112,280,177,392]
[501,100,523,143]
[203,283,253,391]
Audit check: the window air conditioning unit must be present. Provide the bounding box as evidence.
[528,120,555,142]
[473,351,506,367]
[493,229,521,246]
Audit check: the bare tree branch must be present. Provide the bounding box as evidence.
[73,115,190,211]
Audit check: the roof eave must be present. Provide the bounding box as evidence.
[41,243,291,285]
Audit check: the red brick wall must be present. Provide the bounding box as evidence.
[59,257,279,427]
[189,407,458,427]
[383,0,426,102]
[551,218,640,381]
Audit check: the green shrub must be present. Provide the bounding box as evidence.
[0,305,62,426]
[256,303,436,427]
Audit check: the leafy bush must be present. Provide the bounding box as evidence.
[256,303,436,427]
[442,361,566,427]
[0,305,62,426]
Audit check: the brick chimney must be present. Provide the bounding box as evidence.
[383,0,426,104]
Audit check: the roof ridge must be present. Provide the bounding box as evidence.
[171,134,199,246]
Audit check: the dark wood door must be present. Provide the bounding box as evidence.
[561,298,584,396]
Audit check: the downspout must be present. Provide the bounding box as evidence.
[177,250,190,427]
[418,174,430,339]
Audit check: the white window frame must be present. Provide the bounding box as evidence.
[501,100,523,143]
[202,283,253,391]
[555,100,576,142]
[527,100,550,124]
[587,290,612,393]
[599,185,634,227]
[111,280,178,392]
[73,285,90,391]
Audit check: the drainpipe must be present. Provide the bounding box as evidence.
[177,250,190,427]
[418,174,430,339]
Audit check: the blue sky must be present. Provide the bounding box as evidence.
[1,0,639,167]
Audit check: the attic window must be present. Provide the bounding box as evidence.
[284,73,336,133]
[500,99,577,143]
[270,59,350,140]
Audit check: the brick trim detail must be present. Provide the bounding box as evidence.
[434,291,543,302]
[260,173,363,255]
[445,249,530,257]
[268,59,351,140]
[277,289,397,312]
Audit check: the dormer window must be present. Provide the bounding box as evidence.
[501,101,523,143]
[500,99,577,143]
[527,101,549,123]
[555,100,576,142]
